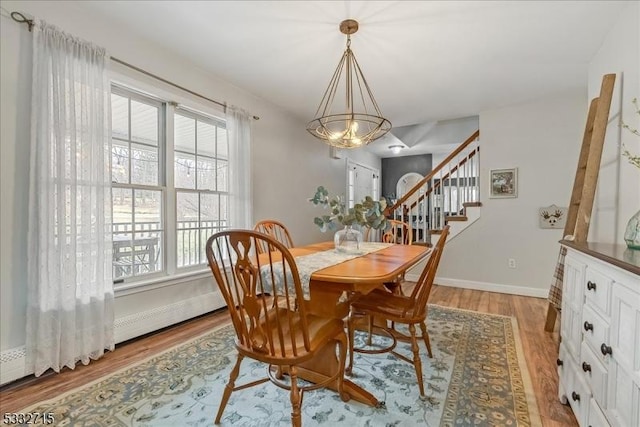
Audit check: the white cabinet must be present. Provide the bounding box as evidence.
[557,242,640,427]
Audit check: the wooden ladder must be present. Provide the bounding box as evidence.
[544,73,616,332]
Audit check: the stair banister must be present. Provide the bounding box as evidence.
[385,130,480,215]
[407,149,479,211]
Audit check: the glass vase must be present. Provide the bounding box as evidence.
[334,225,363,253]
[624,209,640,250]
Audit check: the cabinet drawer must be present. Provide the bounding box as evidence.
[588,398,610,427]
[581,341,608,409]
[584,266,612,316]
[582,304,610,363]
[569,365,591,427]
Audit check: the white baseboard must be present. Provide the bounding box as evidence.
[114,290,225,343]
[0,291,225,386]
[0,346,27,387]
[405,274,549,298]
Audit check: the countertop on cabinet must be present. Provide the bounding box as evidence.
[560,240,640,276]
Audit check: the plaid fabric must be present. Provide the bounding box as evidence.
[548,246,567,310]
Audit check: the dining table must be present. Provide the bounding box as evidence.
[267,240,432,407]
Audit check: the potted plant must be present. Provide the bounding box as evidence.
[309,186,389,252]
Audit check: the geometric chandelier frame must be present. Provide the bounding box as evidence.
[306,19,391,149]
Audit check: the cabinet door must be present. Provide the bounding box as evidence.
[563,255,586,359]
[606,283,640,427]
[588,398,610,427]
[558,343,572,404]
[606,363,639,427]
[609,283,640,386]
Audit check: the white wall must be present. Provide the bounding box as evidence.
[433,2,639,295]
[0,10,32,353]
[0,0,379,383]
[425,116,480,166]
[434,90,587,295]
[588,1,640,244]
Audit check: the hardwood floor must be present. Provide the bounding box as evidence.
[0,285,577,426]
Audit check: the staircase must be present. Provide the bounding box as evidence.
[385,130,481,246]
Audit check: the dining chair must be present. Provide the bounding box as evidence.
[363,219,412,245]
[384,219,413,245]
[365,219,413,295]
[254,219,295,254]
[206,229,348,427]
[346,225,450,397]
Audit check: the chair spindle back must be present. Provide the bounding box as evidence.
[405,225,449,319]
[254,220,295,254]
[206,230,311,360]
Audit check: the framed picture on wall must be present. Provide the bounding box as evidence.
[489,168,518,198]
[539,205,568,229]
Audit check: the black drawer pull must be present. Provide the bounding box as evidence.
[587,281,596,291]
[583,321,594,332]
[582,362,591,373]
[571,391,580,402]
[556,358,563,367]
[601,343,613,356]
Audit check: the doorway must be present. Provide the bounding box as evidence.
[346,160,380,208]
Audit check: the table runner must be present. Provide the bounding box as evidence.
[261,242,392,299]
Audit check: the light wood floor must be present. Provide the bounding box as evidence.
[0,285,577,426]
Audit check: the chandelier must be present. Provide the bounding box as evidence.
[306,19,391,149]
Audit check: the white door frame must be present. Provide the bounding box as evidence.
[346,159,380,207]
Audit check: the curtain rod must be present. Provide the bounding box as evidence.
[10,11,260,121]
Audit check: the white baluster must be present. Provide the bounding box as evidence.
[456,154,461,216]
[447,162,452,218]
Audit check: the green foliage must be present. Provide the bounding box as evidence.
[309,186,389,232]
[621,97,640,170]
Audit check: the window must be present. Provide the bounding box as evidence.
[110,84,230,284]
[174,109,229,268]
[111,87,164,281]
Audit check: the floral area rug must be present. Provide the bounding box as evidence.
[21,305,541,426]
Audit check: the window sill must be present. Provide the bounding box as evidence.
[114,269,212,297]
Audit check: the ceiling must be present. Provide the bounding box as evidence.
[74,1,626,154]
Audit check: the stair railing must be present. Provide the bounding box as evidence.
[385,130,480,244]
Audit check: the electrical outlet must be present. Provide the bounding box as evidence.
[508,258,516,269]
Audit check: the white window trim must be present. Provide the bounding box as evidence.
[111,84,167,284]
[173,108,229,271]
[108,64,227,294]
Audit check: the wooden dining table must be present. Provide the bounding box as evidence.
[282,241,431,407]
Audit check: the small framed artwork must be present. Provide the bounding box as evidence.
[539,205,567,229]
[490,168,518,198]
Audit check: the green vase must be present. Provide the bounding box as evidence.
[624,209,640,250]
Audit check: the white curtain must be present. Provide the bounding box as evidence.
[26,20,114,376]
[226,105,253,229]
